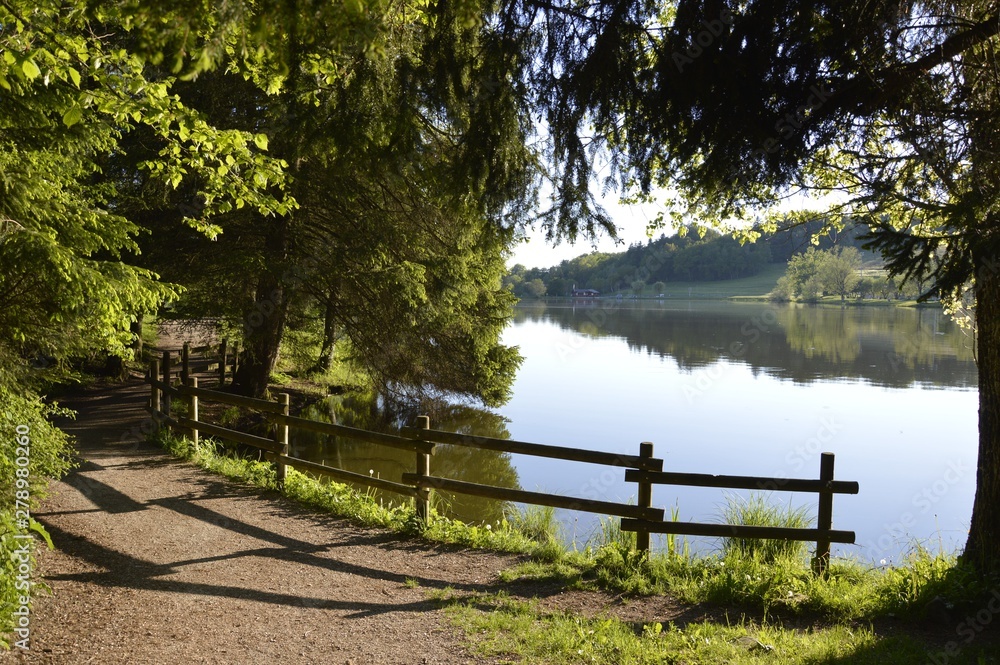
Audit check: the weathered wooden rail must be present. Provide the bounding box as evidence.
[146,344,858,572]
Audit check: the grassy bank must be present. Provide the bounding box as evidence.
[153,431,999,663]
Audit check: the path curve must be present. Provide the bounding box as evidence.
[3,335,517,664]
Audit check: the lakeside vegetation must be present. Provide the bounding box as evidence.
[153,428,997,663]
[508,224,934,306]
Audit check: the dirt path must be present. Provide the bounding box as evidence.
[2,330,524,664]
[2,323,696,664]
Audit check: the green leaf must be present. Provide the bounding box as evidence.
[68,67,81,87]
[254,133,268,150]
[30,519,54,549]
[62,106,83,127]
[22,59,41,80]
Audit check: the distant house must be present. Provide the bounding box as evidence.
[571,288,600,298]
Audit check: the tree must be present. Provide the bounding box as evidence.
[499,0,1000,571]
[522,279,547,298]
[777,247,862,302]
[105,0,538,401]
[819,248,862,302]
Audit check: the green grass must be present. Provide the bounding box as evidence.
[630,265,786,299]
[156,431,557,555]
[719,492,812,562]
[439,591,997,665]
[153,431,1000,664]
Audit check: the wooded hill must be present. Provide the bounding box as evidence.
[506,221,876,298]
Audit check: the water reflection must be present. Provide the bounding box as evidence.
[515,301,977,389]
[290,393,520,525]
[290,301,978,558]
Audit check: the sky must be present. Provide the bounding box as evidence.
[507,196,669,269]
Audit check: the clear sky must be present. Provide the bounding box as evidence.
[507,197,669,269]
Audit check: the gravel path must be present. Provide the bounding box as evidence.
[2,335,520,664]
[2,324,695,664]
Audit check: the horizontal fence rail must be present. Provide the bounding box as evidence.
[282,414,434,455]
[402,427,664,471]
[400,474,665,521]
[623,470,860,495]
[145,353,858,571]
[621,451,856,574]
[619,520,857,544]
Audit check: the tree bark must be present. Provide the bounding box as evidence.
[130,314,144,361]
[233,215,290,399]
[962,253,1000,573]
[315,297,337,373]
[233,275,288,398]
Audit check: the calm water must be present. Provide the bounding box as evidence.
[291,300,979,562]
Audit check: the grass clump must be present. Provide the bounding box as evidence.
[155,432,572,557]
[155,432,1000,628]
[719,492,812,562]
[438,592,972,665]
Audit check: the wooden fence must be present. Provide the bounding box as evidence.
[146,344,858,573]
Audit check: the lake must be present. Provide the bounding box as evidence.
[290,299,979,563]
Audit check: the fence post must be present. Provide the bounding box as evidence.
[187,376,199,445]
[219,338,228,386]
[636,441,654,554]
[181,342,190,386]
[275,393,290,490]
[149,359,160,433]
[415,415,431,524]
[161,350,172,427]
[232,341,240,379]
[813,452,835,575]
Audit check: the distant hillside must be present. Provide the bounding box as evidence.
[505,221,878,298]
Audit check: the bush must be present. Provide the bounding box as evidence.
[0,388,75,649]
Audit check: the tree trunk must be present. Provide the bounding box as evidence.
[233,214,290,398]
[233,275,288,399]
[962,253,1000,573]
[315,297,337,373]
[130,314,144,361]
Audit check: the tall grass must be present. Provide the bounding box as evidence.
[719,492,813,562]
[154,432,1000,625]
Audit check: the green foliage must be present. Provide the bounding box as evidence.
[0,389,75,648]
[772,247,864,302]
[506,226,781,297]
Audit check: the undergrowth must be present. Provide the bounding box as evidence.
[155,431,1000,626]
[438,592,997,665]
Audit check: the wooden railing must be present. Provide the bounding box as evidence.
[620,456,859,573]
[145,347,858,571]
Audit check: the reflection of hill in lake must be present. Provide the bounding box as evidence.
[290,393,520,525]
[515,301,977,389]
